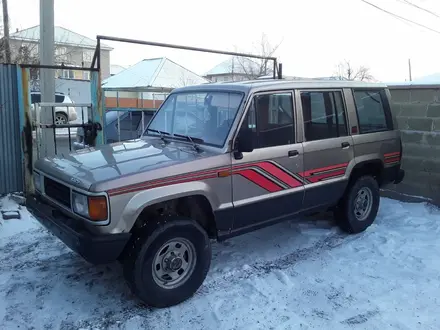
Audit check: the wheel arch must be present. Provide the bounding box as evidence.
[122,182,220,239]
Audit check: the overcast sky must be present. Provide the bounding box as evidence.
[6,0,440,82]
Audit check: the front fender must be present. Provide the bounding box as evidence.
[120,181,219,232]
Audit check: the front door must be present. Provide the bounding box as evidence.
[231,91,305,233]
[297,89,354,210]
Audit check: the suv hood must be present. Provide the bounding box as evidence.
[34,138,214,191]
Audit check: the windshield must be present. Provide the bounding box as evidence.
[144,91,244,147]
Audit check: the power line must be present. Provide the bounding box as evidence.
[398,0,440,19]
[361,0,440,35]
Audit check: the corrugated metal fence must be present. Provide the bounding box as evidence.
[0,64,23,194]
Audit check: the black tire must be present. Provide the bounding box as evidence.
[122,217,211,308]
[55,112,68,125]
[334,175,380,234]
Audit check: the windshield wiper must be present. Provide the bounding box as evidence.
[173,133,204,152]
[146,128,170,142]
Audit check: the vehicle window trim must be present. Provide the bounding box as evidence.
[298,88,349,142]
[232,89,297,150]
[352,88,393,135]
[144,90,246,148]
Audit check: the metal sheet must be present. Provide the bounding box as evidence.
[0,64,24,194]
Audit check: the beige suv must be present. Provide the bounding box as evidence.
[27,79,404,308]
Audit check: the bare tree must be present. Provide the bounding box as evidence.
[233,33,282,80]
[334,60,374,81]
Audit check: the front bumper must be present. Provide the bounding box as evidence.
[26,194,131,265]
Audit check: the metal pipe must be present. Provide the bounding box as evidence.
[97,35,277,61]
[97,39,101,71]
[21,64,98,71]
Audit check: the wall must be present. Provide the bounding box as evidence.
[387,85,440,204]
[0,65,24,195]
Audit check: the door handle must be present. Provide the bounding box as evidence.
[341,142,350,149]
[288,150,299,157]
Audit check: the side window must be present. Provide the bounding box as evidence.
[55,94,65,103]
[300,91,348,142]
[245,92,295,148]
[31,93,41,104]
[118,111,142,131]
[353,90,391,134]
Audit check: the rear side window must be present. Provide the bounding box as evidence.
[31,93,41,104]
[300,91,348,142]
[353,90,391,134]
[55,95,65,103]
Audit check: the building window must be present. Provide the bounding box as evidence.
[353,90,392,134]
[83,71,91,80]
[55,47,67,62]
[83,50,93,63]
[62,69,74,79]
[301,91,348,142]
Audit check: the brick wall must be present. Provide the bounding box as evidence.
[386,85,440,204]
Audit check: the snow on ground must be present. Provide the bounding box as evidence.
[1,195,440,330]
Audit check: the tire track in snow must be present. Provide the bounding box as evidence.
[198,232,361,296]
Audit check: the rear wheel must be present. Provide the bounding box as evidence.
[55,112,68,125]
[334,175,380,234]
[122,217,211,308]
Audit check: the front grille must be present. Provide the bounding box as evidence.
[44,177,71,208]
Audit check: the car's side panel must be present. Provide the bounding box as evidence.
[229,90,305,233]
[95,153,233,234]
[296,89,355,209]
[348,87,403,183]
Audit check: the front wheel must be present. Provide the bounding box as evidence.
[334,175,380,234]
[122,218,211,308]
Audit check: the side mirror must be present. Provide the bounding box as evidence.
[236,128,254,153]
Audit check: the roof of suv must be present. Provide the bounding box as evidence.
[172,79,388,94]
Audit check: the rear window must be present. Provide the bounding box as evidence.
[353,90,392,134]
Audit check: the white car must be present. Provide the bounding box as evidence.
[30,92,78,125]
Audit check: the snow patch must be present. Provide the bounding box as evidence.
[1,197,440,329]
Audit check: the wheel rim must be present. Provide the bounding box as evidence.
[354,187,373,221]
[55,115,67,125]
[152,238,197,289]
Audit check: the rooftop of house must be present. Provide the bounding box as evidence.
[9,26,113,50]
[204,56,262,76]
[102,57,209,91]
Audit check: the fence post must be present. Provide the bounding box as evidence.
[91,70,104,145]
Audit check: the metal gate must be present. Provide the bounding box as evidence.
[0,64,23,195]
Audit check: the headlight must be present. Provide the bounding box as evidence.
[33,172,42,192]
[72,191,108,221]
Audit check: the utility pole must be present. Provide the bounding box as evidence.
[408,58,412,82]
[2,0,11,62]
[40,0,55,156]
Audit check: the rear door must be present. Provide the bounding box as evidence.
[231,90,305,232]
[297,89,354,209]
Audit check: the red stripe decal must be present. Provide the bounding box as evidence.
[109,173,218,196]
[299,162,349,177]
[257,162,303,188]
[307,169,346,183]
[234,169,283,192]
[384,152,400,157]
[385,157,400,164]
[108,167,229,195]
